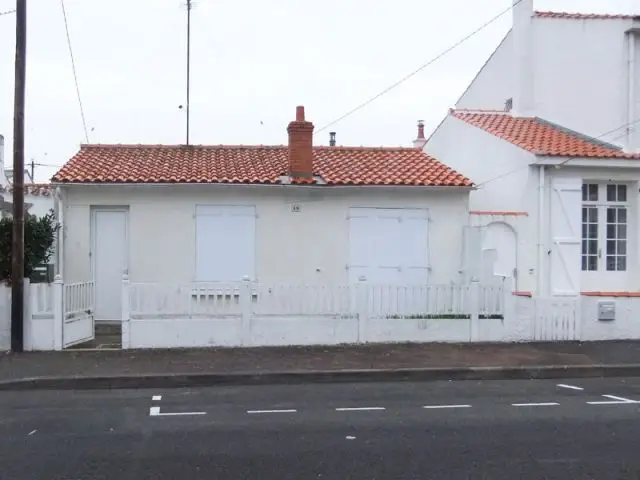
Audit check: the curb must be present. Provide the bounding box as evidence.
[3,364,640,391]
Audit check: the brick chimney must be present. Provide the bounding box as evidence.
[287,106,314,178]
[412,120,427,149]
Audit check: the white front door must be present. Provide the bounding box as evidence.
[92,209,128,322]
[348,207,429,284]
[581,183,630,291]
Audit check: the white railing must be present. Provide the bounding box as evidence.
[362,284,471,318]
[479,284,505,317]
[127,281,504,319]
[129,282,243,317]
[63,281,94,317]
[252,284,353,315]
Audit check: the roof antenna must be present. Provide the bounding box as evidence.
[181,0,195,145]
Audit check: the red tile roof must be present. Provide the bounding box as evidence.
[451,110,640,159]
[52,144,472,187]
[1,183,52,196]
[535,11,638,20]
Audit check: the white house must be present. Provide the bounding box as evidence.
[425,1,640,298]
[51,106,473,324]
[0,134,54,219]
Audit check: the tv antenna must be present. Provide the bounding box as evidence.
[181,0,196,145]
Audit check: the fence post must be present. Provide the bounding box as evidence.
[502,276,513,328]
[469,279,480,342]
[52,275,64,351]
[356,280,368,344]
[22,278,31,350]
[240,276,252,346]
[121,273,131,349]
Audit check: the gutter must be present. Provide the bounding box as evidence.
[628,30,636,152]
[54,187,65,278]
[49,182,476,191]
[537,165,545,296]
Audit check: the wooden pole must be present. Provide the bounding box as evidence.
[11,0,27,352]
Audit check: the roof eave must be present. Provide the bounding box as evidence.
[51,181,474,189]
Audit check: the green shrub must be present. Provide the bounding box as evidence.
[0,209,59,282]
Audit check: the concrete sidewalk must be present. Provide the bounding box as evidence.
[2,341,640,390]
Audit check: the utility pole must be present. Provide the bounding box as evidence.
[11,0,26,353]
[185,0,192,145]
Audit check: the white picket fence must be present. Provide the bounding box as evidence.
[122,277,507,349]
[0,278,94,351]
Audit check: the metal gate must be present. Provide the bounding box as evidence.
[533,297,579,341]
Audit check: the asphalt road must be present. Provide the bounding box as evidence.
[3,378,640,479]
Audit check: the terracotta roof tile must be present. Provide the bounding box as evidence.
[451,110,640,159]
[1,183,52,196]
[535,11,638,20]
[52,144,472,187]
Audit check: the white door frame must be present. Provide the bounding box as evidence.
[90,207,130,321]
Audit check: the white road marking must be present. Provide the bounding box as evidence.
[149,406,206,416]
[512,402,559,407]
[152,395,162,401]
[345,436,356,440]
[587,394,639,405]
[246,409,297,414]
[423,404,472,409]
[28,429,36,436]
[335,407,386,412]
[557,384,584,391]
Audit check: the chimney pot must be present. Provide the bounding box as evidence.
[413,120,427,149]
[329,132,336,147]
[287,106,314,178]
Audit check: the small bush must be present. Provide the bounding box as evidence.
[0,209,59,282]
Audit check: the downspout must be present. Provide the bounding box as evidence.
[628,32,636,152]
[537,165,545,296]
[54,186,65,279]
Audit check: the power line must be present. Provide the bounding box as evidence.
[60,0,89,143]
[315,0,525,135]
[0,9,16,16]
[474,117,640,189]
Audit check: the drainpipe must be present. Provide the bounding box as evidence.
[627,32,636,152]
[537,165,545,296]
[54,187,65,279]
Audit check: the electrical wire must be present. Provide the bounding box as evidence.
[474,117,640,189]
[60,0,89,143]
[0,9,15,16]
[314,0,525,135]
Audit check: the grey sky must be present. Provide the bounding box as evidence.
[0,0,637,182]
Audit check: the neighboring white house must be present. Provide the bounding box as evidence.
[51,106,473,323]
[425,1,640,298]
[0,134,54,219]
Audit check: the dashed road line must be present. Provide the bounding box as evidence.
[587,394,639,405]
[423,404,471,409]
[152,395,162,401]
[149,406,206,417]
[246,409,297,414]
[557,384,584,391]
[335,407,386,412]
[512,402,560,407]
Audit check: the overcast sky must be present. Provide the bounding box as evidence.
[0,0,637,182]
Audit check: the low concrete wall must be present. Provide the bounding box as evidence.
[581,296,640,341]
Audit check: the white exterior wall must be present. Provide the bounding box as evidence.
[456,17,639,151]
[61,185,470,285]
[25,193,54,218]
[456,32,513,111]
[533,18,637,148]
[426,115,540,293]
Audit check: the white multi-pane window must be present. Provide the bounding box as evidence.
[581,183,628,272]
